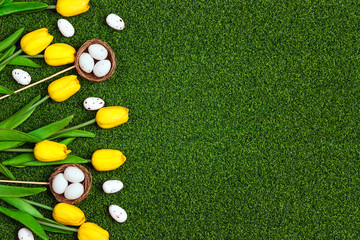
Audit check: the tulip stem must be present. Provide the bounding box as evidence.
[37,220,78,232]
[21,54,44,59]
[55,119,96,134]
[3,148,33,152]
[23,199,53,211]
[46,5,56,9]
[27,95,50,112]
[0,49,22,66]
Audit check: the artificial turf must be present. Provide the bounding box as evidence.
[1,0,360,239]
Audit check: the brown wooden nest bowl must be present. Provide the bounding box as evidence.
[49,163,92,204]
[75,39,116,82]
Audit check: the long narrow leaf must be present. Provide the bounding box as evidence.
[0,45,15,62]
[8,55,41,68]
[0,115,73,151]
[60,137,76,146]
[0,2,48,17]
[41,225,73,234]
[20,155,89,166]
[0,27,23,52]
[0,129,42,142]
[0,163,15,179]
[0,185,46,197]
[0,0,13,6]
[0,197,44,218]
[0,95,40,129]
[50,130,95,139]
[2,153,36,166]
[0,207,48,240]
[0,85,14,94]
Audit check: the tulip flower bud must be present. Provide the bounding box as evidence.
[78,222,109,240]
[91,149,126,171]
[20,28,54,56]
[44,43,76,66]
[48,75,81,102]
[56,0,90,17]
[95,106,129,129]
[53,203,85,226]
[34,140,71,162]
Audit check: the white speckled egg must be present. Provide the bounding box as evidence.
[52,173,68,194]
[106,14,125,31]
[64,167,85,183]
[79,53,95,73]
[103,180,123,194]
[57,19,75,38]
[12,69,31,85]
[64,183,84,200]
[109,205,127,223]
[93,60,111,78]
[88,44,108,60]
[18,228,34,240]
[83,97,105,111]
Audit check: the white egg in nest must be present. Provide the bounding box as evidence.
[93,60,111,78]
[79,52,95,73]
[64,182,84,200]
[64,166,85,183]
[52,173,68,194]
[88,44,108,60]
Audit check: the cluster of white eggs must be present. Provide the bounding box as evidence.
[51,166,85,200]
[79,44,112,78]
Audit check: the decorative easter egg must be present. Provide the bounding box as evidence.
[106,14,125,31]
[57,19,75,38]
[83,97,105,111]
[12,69,31,85]
[79,53,95,73]
[64,167,85,183]
[18,228,34,240]
[109,205,127,223]
[64,183,84,200]
[102,180,123,194]
[93,60,111,77]
[88,44,108,60]
[52,173,68,194]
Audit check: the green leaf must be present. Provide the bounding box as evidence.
[8,55,41,68]
[0,185,46,197]
[41,225,73,234]
[0,163,15,179]
[59,137,76,146]
[0,128,42,142]
[0,85,14,94]
[0,115,73,151]
[2,153,35,166]
[20,155,89,166]
[0,2,48,17]
[0,0,13,6]
[0,207,48,240]
[0,197,44,218]
[0,45,15,63]
[0,95,41,129]
[50,130,95,139]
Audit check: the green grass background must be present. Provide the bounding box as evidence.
[1,0,360,239]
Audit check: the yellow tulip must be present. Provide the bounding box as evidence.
[56,0,90,17]
[78,222,109,240]
[20,28,53,56]
[53,203,85,226]
[34,140,71,162]
[48,75,81,102]
[95,106,129,129]
[91,149,126,171]
[44,43,76,66]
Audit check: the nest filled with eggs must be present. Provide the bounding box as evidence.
[49,163,92,204]
[75,39,116,82]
